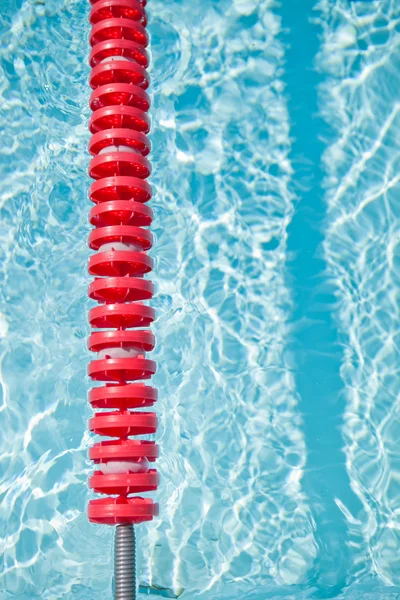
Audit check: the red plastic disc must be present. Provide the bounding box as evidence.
[91,0,147,5]
[89,105,149,134]
[89,201,153,227]
[88,249,152,277]
[90,84,150,112]
[89,152,151,180]
[88,225,152,251]
[88,330,155,353]
[89,39,149,68]
[90,439,157,461]
[89,384,157,409]
[89,470,158,495]
[89,176,152,204]
[88,497,158,525]
[89,303,155,328]
[89,410,157,436]
[90,0,146,26]
[88,356,156,381]
[88,277,154,303]
[89,129,150,156]
[90,61,149,90]
[90,18,148,48]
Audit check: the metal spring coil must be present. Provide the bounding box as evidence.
[114,524,136,600]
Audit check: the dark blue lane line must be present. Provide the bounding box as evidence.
[278,3,365,597]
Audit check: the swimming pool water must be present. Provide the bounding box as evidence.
[1,0,400,598]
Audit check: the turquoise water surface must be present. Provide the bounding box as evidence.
[1,0,400,598]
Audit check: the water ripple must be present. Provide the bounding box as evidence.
[316,0,400,590]
[144,0,316,596]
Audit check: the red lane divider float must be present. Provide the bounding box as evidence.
[89,0,147,26]
[88,276,154,303]
[89,385,157,409]
[89,105,150,134]
[90,18,148,47]
[87,0,158,526]
[89,200,153,226]
[88,224,153,251]
[90,84,150,112]
[89,61,149,90]
[89,39,149,69]
[89,175,152,203]
[89,302,155,328]
[89,129,151,156]
[89,151,151,180]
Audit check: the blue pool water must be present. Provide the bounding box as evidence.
[1,0,400,598]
